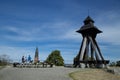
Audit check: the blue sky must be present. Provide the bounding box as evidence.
[0,0,120,63]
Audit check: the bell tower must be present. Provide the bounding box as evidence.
[74,16,109,68]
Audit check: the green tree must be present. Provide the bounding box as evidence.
[0,54,10,66]
[46,50,64,66]
[116,60,120,67]
[109,62,116,67]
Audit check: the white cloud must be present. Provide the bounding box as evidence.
[1,21,76,41]
[97,26,120,45]
[95,11,120,45]
[0,10,120,63]
[0,46,51,62]
[61,28,82,41]
[97,24,120,45]
[0,43,79,63]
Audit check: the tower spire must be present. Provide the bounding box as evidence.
[34,47,39,64]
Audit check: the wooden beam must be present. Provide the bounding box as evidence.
[90,43,94,61]
[93,39,104,61]
[85,38,89,61]
[80,37,87,60]
[77,38,84,61]
[88,36,100,60]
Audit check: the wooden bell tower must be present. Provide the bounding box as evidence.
[74,16,109,68]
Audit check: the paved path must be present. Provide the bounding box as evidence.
[0,66,80,80]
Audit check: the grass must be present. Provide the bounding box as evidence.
[69,69,120,80]
[0,66,6,70]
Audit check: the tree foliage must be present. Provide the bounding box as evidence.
[116,61,120,66]
[0,54,10,66]
[109,62,116,67]
[46,50,64,66]
[109,60,120,67]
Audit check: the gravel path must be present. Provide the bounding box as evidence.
[109,67,120,75]
[0,66,80,80]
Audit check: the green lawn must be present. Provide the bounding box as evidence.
[0,66,5,70]
[69,69,120,80]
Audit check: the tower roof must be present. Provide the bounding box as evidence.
[77,16,102,34]
[84,16,94,24]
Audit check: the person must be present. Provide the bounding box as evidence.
[25,57,27,63]
[22,56,25,63]
[28,55,31,63]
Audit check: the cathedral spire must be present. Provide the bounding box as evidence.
[34,47,39,64]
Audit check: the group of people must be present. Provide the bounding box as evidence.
[22,55,32,63]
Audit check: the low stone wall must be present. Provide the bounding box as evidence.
[13,63,54,68]
[106,67,120,75]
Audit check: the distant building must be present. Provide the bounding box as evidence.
[34,47,39,64]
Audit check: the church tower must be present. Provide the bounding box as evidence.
[34,47,39,64]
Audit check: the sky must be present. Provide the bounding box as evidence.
[0,0,120,63]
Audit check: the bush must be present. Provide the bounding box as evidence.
[109,62,116,67]
[0,54,10,66]
[116,61,120,67]
[46,50,64,66]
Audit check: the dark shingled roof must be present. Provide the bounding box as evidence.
[84,16,94,24]
[77,16,102,34]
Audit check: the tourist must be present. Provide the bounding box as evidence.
[28,55,32,63]
[22,56,25,63]
[25,57,27,63]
